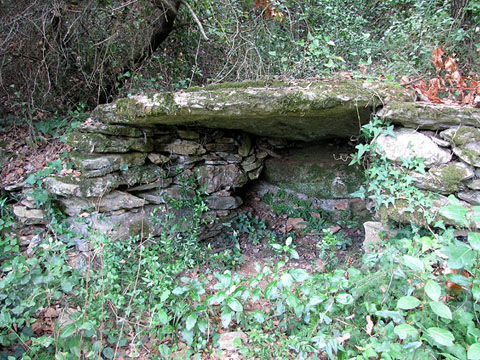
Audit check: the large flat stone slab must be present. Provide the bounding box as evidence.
[92,80,413,141]
[377,102,480,130]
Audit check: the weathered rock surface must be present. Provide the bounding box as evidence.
[379,195,479,229]
[198,164,248,193]
[59,191,146,216]
[262,144,365,199]
[70,151,147,177]
[441,126,480,167]
[412,162,474,193]
[377,102,480,129]
[67,132,153,153]
[217,331,248,351]
[458,190,480,205]
[91,80,413,141]
[376,128,452,167]
[13,206,45,225]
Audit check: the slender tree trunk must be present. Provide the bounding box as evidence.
[99,0,181,104]
[451,0,470,23]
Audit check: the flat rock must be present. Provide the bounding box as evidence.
[441,126,480,167]
[206,195,242,210]
[198,164,247,193]
[70,151,147,177]
[217,331,248,351]
[77,121,151,137]
[363,221,397,252]
[67,131,153,153]
[458,190,480,205]
[13,205,45,225]
[91,80,413,141]
[377,102,480,129]
[59,191,146,216]
[412,162,474,193]
[376,128,452,167]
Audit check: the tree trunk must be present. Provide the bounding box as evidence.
[99,0,181,104]
[451,0,470,23]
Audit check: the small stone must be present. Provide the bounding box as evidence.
[441,126,480,167]
[412,162,474,193]
[177,129,200,140]
[207,196,243,210]
[218,152,242,163]
[458,190,480,205]
[161,139,206,155]
[467,179,480,190]
[215,137,235,144]
[217,331,247,351]
[242,160,262,172]
[286,218,307,232]
[238,133,251,157]
[13,206,45,224]
[70,151,147,178]
[248,165,264,180]
[205,143,236,152]
[148,153,170,164]
[363,221,393,252]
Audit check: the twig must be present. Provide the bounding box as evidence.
[400,75,428,87]
[180,0,209,41]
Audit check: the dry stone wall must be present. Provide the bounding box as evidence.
[9,80,480,246]
[42,122,270,246]
[376,102,480,227]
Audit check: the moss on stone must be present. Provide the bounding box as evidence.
[128,220,149,238]
[451,127,480,146]
[438,164,468,193]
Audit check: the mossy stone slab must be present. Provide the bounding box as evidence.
[441,126,480,167]
[77,122,152,137]
[70,151,147,177]
[67,131,153,153]
[92,80,413,141]
[412,162,474,194]
[262,144,364,199]
[378,102,480,130]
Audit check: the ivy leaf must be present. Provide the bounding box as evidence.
[403,255,424,272]
[444,242,475,269]
[394,324,418,339]
[185,313,197,331]
[468,232,480,251]
[226,297,243,312]
[102,347,114,359]
[60,323,76,338]
[397,296,420,310]
[425,280,441,302]
[429,301,452,320]
[439,204,469,227]
[280,273,293,288]
[467,343,480,360]
[427,327,455,347]
[264,280,279,300]
[289,268,310,282]
[157,309,169,325]
[336,293,353,305]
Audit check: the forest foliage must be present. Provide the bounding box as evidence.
[1,0,479,120]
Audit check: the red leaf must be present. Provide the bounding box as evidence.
[432,46,444,71]
[444,56,457,73]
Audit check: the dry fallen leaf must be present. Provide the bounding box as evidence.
[366,315,374,335]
